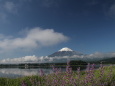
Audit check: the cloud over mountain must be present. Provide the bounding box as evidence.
[0,27,68,53]
[1,52,115,63]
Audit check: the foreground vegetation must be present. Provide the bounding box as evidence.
[0,62,115,86]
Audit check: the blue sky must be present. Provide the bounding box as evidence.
[0,0,115,60]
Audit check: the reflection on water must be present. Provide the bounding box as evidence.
[0,68,54,78]
[0,64,103,78]
[0,66,87,78]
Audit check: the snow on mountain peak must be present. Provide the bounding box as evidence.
[58,47,73,52]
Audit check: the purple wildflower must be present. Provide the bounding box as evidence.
[21,81,26,86]
[39,69,44,76]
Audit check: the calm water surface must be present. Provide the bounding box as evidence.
[0,64,105,78]
[0,68,55,78]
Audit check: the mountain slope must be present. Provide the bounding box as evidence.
[98,57,115,64]
[48,47,83,57]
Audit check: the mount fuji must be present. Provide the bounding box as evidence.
[48,47,83,57]
[37,47,112,63]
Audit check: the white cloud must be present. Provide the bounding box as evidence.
[4,1,17,13]
[0,1,18,23]
[0,27,68,52]
[0,0,31,22]
[1,52,115,63]
[0,55,38,63]
[45,52,115,62]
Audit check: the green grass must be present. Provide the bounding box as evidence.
[0,75,45,86]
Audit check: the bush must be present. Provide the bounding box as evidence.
[69,60,87,65]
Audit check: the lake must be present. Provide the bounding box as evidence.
[0,65,87,78]
[0,68,56,78]
[0,64,104,78]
